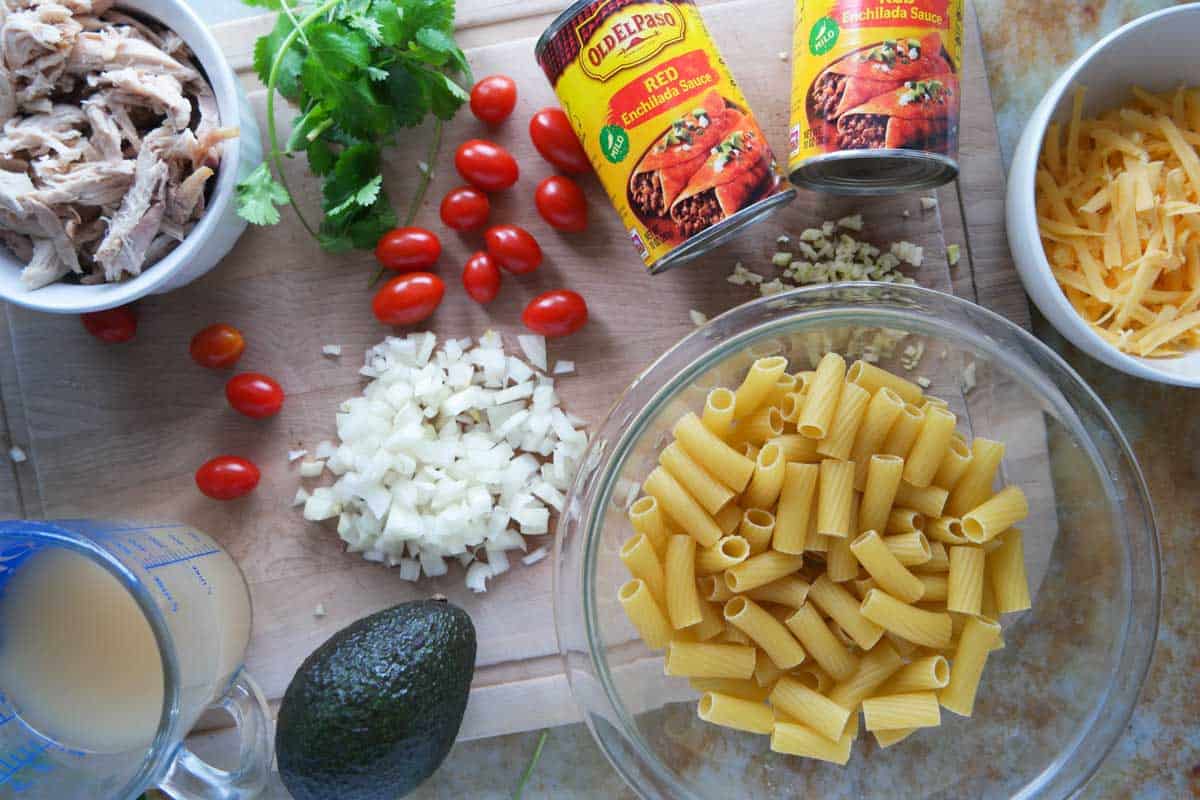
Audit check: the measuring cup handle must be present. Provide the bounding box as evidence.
[159,671,273,800]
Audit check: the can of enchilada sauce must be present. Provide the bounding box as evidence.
[788,0,964,194]
[535,0,795,274]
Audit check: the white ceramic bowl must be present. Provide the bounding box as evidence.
[1007,4,1200,387]
[0,0,262,314]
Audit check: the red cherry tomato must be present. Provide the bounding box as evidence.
[522,290,588,338]
[439,186,490,232]
[529,108,591,174]
[375,227,441,272]
[195,455,260,500]
[484,225,542,274]
[469,75,517,125]
[226,373,285,419]
[190,323,245,369]
[373,272,445,326]
[454,139,519,192]
[81,306,136,343]
[535,175,589,232]
[461,251,501,304]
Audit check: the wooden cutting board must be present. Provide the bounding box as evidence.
[0,0,1052,741]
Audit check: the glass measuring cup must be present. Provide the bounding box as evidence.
[0,520,271,800]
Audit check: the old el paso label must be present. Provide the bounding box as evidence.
[828,0,951,28]
[607,49,715,128]
[575,1,688,81]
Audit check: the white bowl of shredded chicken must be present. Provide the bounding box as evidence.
[0,0,261,313]
[1007,3,1200,386]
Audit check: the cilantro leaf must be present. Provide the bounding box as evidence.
[254,14,305,101]
[383,63,432,128]
[322,142,382,213]
[395,0,456,43]
[423,68,468,121]
[306,138,337,175]
[236,163,290,225]
[285,104,330,152]
[326,174,383,217]
[306,22,371,75]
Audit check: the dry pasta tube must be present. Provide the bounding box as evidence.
[743,442,760,459]
[859,454,905,535]
[927,516,967,545]
[702,387,736,440]
[947,546,986,615]
[744,443,787,509]
[850,530,926,604]
[846,359,924,404]
[946,438,1005,517]
[689,677,769,702]
[768,433,820,463]
[717,626,752,646]
[746,575,811,608]
[880,403,925,458]
[665,535,703,629]
[769,677,852,742]
[851,387,906,490]
[827,639,905,709]
[724,597,807,670]
[773,463,818,554]
[808,575,884,650]
[826,535,859,583]
[862,691,941,731]
[698,574,734,603]
[619,533,667,607]
[816,382,870,460]
[698,691,775,735]
[659,442,736,516]
[780,392,804,424]
[989,528,1032,613]
[894,481,949,519]
[940,617,1001,716]
[933,433,973,491]
[618,579,673,649]
[925,541,950,572]
[851,576,877,599]
[879,655,951,694]
[817,459,856,538]
[689,598,727,641]
[738,508,776,555]
[793,663,834,695]
[917,573,949,602]
[860,589,952,649]
[769,373,799,406]
[753,650,785,688]
[797,352,847,439]
[643,467,722,547]
[695,535,751,575]
[885,507,925,534]
[903,406,957,488]
[874,727,917,748]
[785,602,858,682]
[770,719,855,765]
[725,550,805,593]
[673,412,756,492]
[714,503,743,535]
[665,641,756,679]
[739,405,786,447]
[629,496,669,553]
[733,356,789,420]
[884,531,932,567]
[962,485,1029,543]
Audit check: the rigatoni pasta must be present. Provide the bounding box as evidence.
[617,354,1036,764]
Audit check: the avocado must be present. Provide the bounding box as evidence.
[275,600,477,800]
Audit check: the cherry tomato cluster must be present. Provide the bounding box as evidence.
[190,323,280,500]
[369,75,591,338]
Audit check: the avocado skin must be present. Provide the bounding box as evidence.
[275,600,477,800]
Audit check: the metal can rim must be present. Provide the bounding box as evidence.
[789,149,959,196]
[534,0,596,62]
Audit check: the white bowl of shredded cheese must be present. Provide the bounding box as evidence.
[1007,3,1200,386]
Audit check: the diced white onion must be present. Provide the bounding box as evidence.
[292,488,310,507]
[288,449,308,462]
[522,546,548,566]
[299,332,587,589]
[552,360,575,375]
[8,446,26,463]
[322,345,342,357]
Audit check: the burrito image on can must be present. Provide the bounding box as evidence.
[536,0,796,273]
[788,0,964,194]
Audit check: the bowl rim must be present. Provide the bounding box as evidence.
[0,0,245,314]
[556,282,1162,799]
[1006,3,1200,387]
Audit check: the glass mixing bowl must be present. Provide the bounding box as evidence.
[554,283,1159,799]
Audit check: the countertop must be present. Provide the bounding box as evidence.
[114,1,1200,797]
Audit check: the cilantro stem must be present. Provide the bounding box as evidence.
[368,117,444,288]
[264,0,342,240]
[512,729,548,800]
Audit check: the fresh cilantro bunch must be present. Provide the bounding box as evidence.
[236,0,471,252]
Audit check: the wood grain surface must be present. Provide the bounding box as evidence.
[0,0,1050,742]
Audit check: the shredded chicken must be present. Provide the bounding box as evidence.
[0,1,238,288]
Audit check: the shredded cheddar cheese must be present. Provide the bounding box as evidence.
[1037,85,1200,357]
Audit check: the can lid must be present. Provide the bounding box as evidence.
[650,188,797,275]
[535,0,593,61]
[790,150,958,196]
